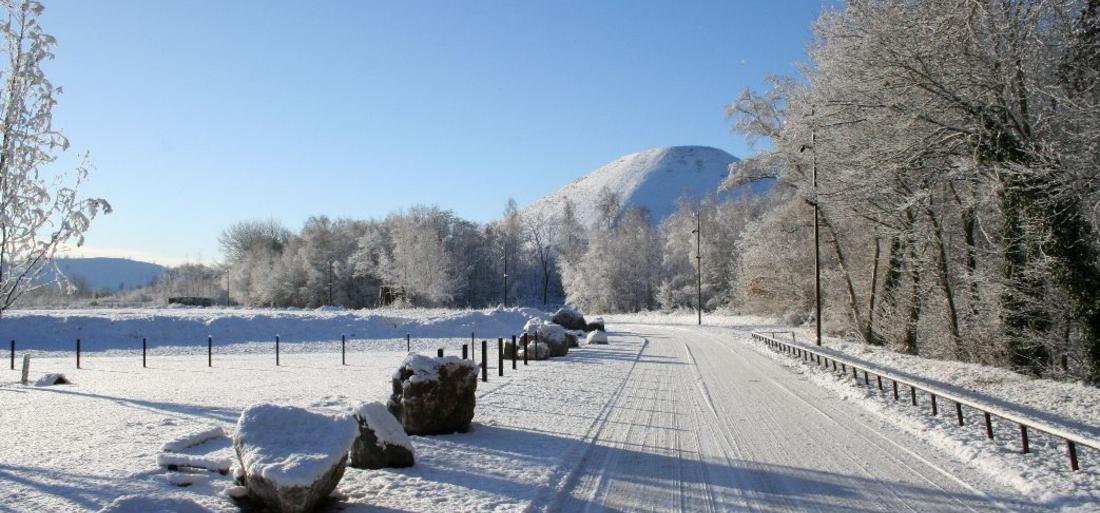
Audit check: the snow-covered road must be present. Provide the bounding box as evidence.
[543,323,1045,513]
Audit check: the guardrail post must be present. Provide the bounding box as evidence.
[1020,424,1030,454]
[832,360,837,372]
[955,402,964,426]
[892,380,899,400]
[911,386,917,406]
[877,375,883,391]
[984,412,994,439]
[864,371,870,386]
[1067,440,1079,471]
[931,394,938,416]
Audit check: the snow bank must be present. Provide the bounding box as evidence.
[2,306,548,353]
[354,402,411,451]
[97,493,233,513]
[234,404,357,489]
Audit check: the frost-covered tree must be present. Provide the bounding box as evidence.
[0,0,109,315]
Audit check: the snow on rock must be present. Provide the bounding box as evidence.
[537,322,570,357]
[587,317,606,332]
[234,404,357,513]
[33,373,70,386]
[388,354,478,435]
[520,341,550,360]
[350,402,415,469]
[550,306,587,331]
[586,331,609,345]
[161,425,225,453]
[523,317,544,335]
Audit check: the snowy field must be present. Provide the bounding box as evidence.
[2,307,1099,512]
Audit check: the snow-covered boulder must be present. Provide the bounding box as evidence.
[551,306,587,331]
[388,354,478,435]
[586,317,605,332]
[536,322,570,357]
[586,331,609,345]
[233,404,357,513]
[520,341,550,360]
[522,317,543,334]
[33,373,70,386]
[565,330,586,348]
[350,402,415,469]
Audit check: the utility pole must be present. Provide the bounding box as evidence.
[693,211,702,326]
[502,240,509,307]
[811,106,822,346]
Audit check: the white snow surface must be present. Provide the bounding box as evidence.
[1,306,545,355]
[354,402,412,451]
[234,404,358,488]
[161,425,225,453]
[522,146,760,228]
[4,308,1097,512]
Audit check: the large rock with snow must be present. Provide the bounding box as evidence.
[350,402,415,469]
[234,404,357,513]
[551,306,588,331]
[537,322,570,357]
[388,354,478,435]
[586,317,605,332]
[522,317,543,335]
[565,330,585,348]
[520,341,550,360]
[586,331,609,345]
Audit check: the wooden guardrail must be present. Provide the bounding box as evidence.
[751,331,1099,471]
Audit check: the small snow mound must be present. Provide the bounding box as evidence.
[33,373,70,386]
[354,402,412,451]
[161,425,225,453]
[234,404,357,489]
[586,331,609,345]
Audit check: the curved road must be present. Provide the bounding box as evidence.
[545,323,1044,513]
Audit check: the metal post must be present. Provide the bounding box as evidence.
[511,335,517,369]
[984,412,994,439]
[406,334,411,352]
[931,394,938,416]
[208,335,213,367]
[438,348,444,358]
[76,338,81,369]
[276,335,280,366]
[955,402,964,426]
[481,340,487,382]
[462,344,468,360]
[1020,424,1030,454]
[911,386,917,406]
[471,332,475,361]
[523,333,529,365]
[503,240,509,307]
[892,380,899,400]
[498,338,504,377]
[877,375,883,391]
[9,340,14,370]
[341,335,346,365]
[142,338,147,368]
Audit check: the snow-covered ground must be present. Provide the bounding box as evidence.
[3,308,1098,512]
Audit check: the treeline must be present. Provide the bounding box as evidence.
[218,190,765,314]
[725,0,1100,383]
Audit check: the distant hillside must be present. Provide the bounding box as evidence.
[522,145,769,227]
[47,257,166,292]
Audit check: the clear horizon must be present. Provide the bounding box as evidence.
[44,0,824,266]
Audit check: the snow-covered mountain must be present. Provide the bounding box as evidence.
[522,146,762,227]
[46,257,166,292]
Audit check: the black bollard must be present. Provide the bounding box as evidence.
[406,334,411,352]
[438,348,444,358]
[142,338,147,368]
[523,333,528,365]
[498,338,504,377]
[276,335,280,366]
[76,338,81,369]
[511,335,517,370]
[462,344,468,359]
[481,340,487,382]
[208,335,213,367]
[341,335,346,365]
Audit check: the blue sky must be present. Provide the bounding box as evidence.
[43,0,824,265]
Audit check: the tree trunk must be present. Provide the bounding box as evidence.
[925,206,961,359]
[866,236,881,345]
[819,212,868,342]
